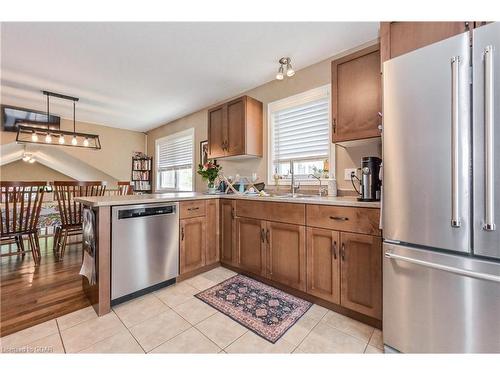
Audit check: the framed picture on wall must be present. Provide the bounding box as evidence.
[200,140,209,166]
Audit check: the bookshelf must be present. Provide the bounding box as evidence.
[131,155,153,193]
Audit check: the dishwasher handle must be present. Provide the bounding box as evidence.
[118,204,177,219]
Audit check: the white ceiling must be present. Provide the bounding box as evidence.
[1,22,379,132]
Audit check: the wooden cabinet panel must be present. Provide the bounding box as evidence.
[267,222,306,291]
[380,22,470,63]
[220,199,236,265]
[207,96,263,159]
[306,228,340,304]
[179,200,206,219]
[206,199,219,265]
[332,44,381,142]
[236,217,266,276]
[180,216,206,274]
[208,106,225,159]
[235,200,305,225]
[340,232,382,319]
[226,98,246,157]
[306,205,380,236]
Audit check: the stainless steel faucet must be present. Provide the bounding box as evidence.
[290,160,300,197]
[309,174,328,196]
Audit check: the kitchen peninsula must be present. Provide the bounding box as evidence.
[76,192,382,328]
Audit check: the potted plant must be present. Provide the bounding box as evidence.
[197,161,221,194]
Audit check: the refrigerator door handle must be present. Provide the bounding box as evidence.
[384,250,500,283]
[483,45,496,231]
[451,56,461,228]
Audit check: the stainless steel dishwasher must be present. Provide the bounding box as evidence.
[111,202,179,304]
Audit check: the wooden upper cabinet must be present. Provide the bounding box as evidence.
[340,232,382,319]
[306,228,340,304]
[226,98,246,157]
[380,22,471,63]
[220,199,236,265]
[207,95,263,159]
[208,106,225,159]
[332,44,381,143]
[180,216,206,274]
[235,217,266,276]
[266,222,306,292]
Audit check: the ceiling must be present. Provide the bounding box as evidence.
[1,22,379,132]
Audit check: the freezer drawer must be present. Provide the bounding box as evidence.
[383,243,500,353]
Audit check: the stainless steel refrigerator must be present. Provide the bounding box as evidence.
[382,22,500,353]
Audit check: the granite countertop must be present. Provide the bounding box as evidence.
[75,192,380,209]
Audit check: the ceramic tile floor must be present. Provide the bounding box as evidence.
[0,267,384,354]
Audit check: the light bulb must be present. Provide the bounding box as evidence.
[45,133,52,143]
[276,66,284,80]
[286,64,295,77]
[59,135,65,144]
[71,136,78,145]
[28,158,36,163]
[31,131,38,142]
[22,155,30,162]
[83,138,89,147]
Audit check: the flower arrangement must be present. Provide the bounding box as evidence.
[197,161,222,189]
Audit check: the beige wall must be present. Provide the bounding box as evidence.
[1,117,146,181]
[0,159,74,181]
[148,39,382,192]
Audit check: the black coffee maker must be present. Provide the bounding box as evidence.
[351,157,382,202]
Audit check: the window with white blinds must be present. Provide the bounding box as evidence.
[155,128,194,191]
[268,85,331,183]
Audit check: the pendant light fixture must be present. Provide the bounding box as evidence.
[16,90,101,150]
[276,57,295,80]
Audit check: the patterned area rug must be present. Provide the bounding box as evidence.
[195,275,312,343]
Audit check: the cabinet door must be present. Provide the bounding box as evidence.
[380,22,469,62]
[225,98,246,156]
[208,106,225,159]
[332,44,381,142]
[220,199,236,265]
[306,228,340,304]
[236,217,266,276]
[205,199,219,265]
[180,217,206,274]
[340,232,382,319]
[266,222,306,291]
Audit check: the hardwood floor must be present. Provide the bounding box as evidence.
[1,235,90,337]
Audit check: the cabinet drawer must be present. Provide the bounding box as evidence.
[306,205,380,236]
[179,200,206,219]
[235,200,305,225]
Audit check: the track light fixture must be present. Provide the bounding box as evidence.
[276,57,295,80]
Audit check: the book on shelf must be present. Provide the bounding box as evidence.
[132,170,150,181]
[132,158,152,170]
[133,181,151,191]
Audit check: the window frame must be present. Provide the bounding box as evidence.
[267,84,334,186]
[155,128,195,192]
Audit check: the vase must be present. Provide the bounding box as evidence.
[207,181,217,194]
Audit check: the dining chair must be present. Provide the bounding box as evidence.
[116,181,133,196]
[0,181,46,265]
[52,181,106,260]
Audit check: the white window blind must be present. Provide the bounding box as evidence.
[157,133,193,171]
[273,96,330,163]
[268,85,331,184]
[156,129,194,191]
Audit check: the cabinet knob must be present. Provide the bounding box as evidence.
[341,243,346,261]
[260,228,265,243]
[329,216,349,221]
[332,240,337,260]
[266,229,270,244]
[181,227,185,241]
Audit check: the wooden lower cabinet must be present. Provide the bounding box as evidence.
[306,228,340,304]
[180,216,206,274]
[205,199,219,265]
[220,199,236,265]
[267,222,306,292]
[235,217,266,276]
[340,232,382,319]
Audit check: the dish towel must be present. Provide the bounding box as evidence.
[79,207,97,285]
